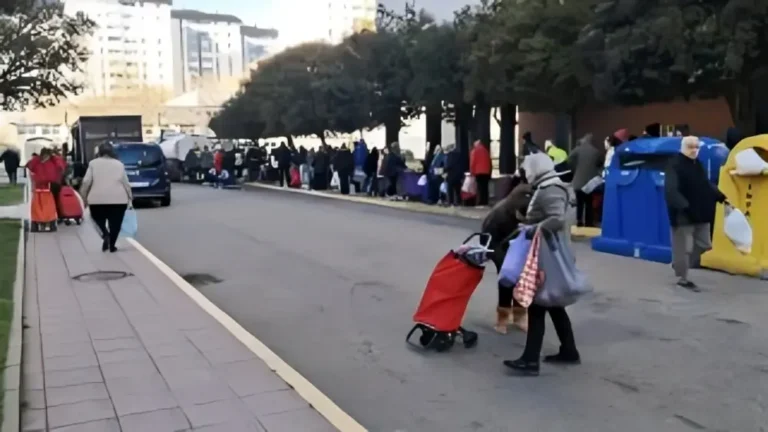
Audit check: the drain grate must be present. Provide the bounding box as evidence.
[72,271,132,282]
[181,273,222,287]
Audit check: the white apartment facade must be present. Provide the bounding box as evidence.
[170,10,248,95]
[327,0,377,44]
[63,0,174,97]
[240,26,280,70]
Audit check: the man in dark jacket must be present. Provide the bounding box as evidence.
[568,134,604,227]
[665,136,728,291]
[0,147,20,184]
[276,143,292,187]
[333,144,355,194]
[183,148,200,182]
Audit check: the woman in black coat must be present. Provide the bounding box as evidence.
[443,144,464,206]
[363,148,380,196]
[312,147,331,190]
[333,145,355,194]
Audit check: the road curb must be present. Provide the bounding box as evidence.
[2,221,25,432]
[126,237,367,432]
[242,182,602,238]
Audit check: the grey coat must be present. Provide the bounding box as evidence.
[524,179,575,251]
[568,141,604,191]
[525,181,570,232]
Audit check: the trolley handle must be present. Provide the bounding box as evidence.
[460,232,492,250]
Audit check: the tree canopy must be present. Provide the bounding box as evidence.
[210,0,768,156]
[0,0,95,111]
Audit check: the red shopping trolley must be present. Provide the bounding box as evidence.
[406,233,492,352]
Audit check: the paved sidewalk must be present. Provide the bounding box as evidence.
[21,224,337,431]
[244,181,603,238]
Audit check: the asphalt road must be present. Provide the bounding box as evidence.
[135,184,768,432]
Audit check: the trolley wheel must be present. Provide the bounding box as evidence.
[75,218,82,225]
[30,222,38,233]
[419,329,435,347]
[49,222,57,232]
[433,333,455,352]
[64,219,72,226]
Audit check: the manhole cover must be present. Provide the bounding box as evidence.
[72,271,132,282]
[181,273,222,287]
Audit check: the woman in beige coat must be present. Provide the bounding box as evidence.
[80,143,133,252]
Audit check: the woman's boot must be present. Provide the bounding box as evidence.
[512,306,528,332]
[494,307,512,334]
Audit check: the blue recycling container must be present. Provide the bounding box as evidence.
[592,136,728,264]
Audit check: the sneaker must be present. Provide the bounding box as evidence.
[543,352,581,365]
[677,279,700,292]
[503,358,540,376]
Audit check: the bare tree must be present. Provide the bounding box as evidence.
[0,0,95,111]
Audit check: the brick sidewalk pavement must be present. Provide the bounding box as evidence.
[21,224,337,431]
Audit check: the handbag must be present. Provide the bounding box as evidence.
[513,228,543,308]
[498,229,532,288]
[534,230,593,307]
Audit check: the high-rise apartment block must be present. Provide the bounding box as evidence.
[327,0,377,44]
[63,0,175,97]
[61,0,375,97]
[63,0,279,98]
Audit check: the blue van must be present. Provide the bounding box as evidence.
[112,143,171,206]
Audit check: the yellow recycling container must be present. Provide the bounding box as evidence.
[702,135,768,278]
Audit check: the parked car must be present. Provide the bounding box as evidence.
[113,142,171,207]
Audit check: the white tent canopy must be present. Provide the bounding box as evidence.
[158,134,212,161]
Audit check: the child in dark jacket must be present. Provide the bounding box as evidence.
[481,171,532,333]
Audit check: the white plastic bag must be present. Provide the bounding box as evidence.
[330,172,340,188]
[417,174,428,186]
[461,175,477,194]
[731,148,768,176]
[581,175,605,194]
[723,205,752,254]
[439,181,448,195]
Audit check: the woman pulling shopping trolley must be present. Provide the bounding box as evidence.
[497,153,593,376]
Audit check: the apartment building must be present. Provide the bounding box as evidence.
[63,0,174,97]
[327,0,377,44]
[170,9,249,95]
[241,25,279,70]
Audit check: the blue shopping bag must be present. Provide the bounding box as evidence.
[120,208,138,239]
[498,229,532,288]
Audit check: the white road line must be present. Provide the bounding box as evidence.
[126,237,368,432]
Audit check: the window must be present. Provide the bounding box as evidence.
[114,146,163,168]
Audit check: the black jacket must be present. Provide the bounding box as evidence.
[364,149,379,175]
[334,149,354,174]
[725,127,744,150]
[277,145,291,168]
[0,149,20,172]
[664,153,726,227]
[313,151,330,173]
[444,151,464,185]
